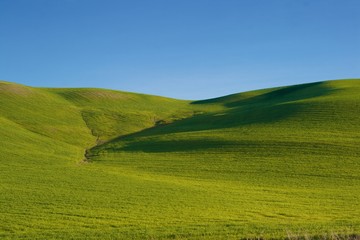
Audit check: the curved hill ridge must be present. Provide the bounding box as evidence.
[0,79,360,239]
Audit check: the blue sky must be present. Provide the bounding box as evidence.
[1,0,359,99]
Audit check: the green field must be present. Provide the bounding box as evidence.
[1,79,360,239]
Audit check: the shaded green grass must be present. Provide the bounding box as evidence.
[1,79,360,239]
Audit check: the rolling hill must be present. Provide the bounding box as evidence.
[1,79,359,239]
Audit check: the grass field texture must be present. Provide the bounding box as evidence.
[1,79,359,239]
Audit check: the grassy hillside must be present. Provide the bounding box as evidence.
[1,79,359,239]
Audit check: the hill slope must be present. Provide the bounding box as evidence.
[1,79,359,239]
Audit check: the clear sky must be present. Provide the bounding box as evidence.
[1,0,359,100]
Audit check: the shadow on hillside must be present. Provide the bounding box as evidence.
[118,139,236,153]
[192,81,330,106]
[92,82,337,153]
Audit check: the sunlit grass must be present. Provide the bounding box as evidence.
[1,79,359,239]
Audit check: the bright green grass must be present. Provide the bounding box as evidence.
[1,79,360,239]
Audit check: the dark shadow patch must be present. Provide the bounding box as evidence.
[224,81,332,108]
[191,81,329,106]
[118,139,235,153]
